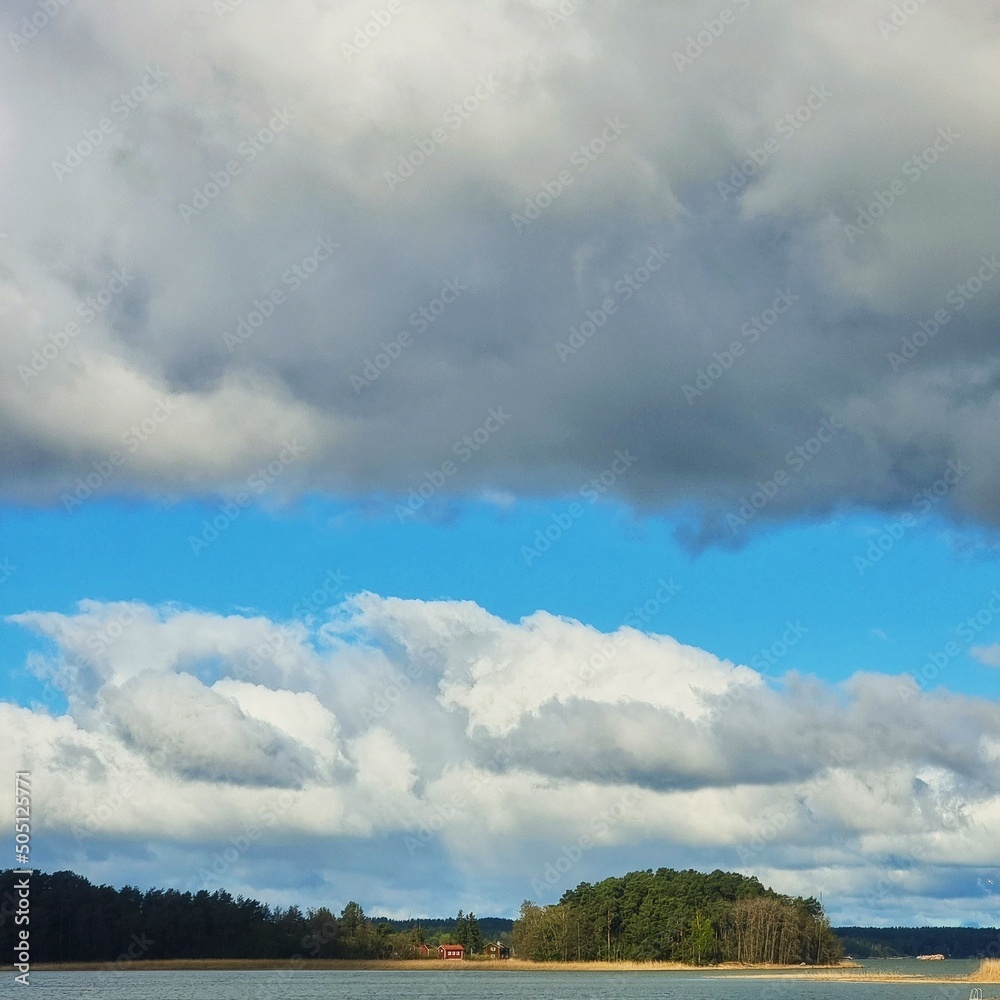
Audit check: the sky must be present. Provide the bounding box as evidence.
[1,0,999,927]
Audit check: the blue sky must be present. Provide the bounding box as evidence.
[3,498,999,709]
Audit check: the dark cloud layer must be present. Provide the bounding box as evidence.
[1,1,998,541]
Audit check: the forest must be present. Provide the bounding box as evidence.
[4,867,994,966]
[511,867,843,964]
[374,914,512,947]
[0,870,481,964]
[835,926,1000,959]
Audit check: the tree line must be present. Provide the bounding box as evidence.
[0,870,487,964]
[835,926,1000,959]
[376,913,511,945]
[6,868,989,966]
[511,867,843,964]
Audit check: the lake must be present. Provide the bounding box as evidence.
[0,962,984,999]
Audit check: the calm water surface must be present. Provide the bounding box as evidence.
[0,961,984,1000]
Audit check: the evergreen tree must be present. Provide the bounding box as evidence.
[454,909,468,948]
[466,912,485,954]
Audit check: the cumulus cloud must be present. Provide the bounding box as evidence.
[99,671,317,787]
[1,0,1000,537]
[3,593,1000,920]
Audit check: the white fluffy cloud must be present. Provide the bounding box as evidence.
[4,593,1000,920]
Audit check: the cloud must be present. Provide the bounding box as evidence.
[1,0,999,539]
[100,670,317,787]
[971,645,1000,667]
[4,593,1000,920]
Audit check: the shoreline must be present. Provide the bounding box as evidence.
[2,959,851,973]
[3,958,995,979]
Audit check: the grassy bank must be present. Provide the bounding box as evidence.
[742,958,1000,984]
[5,957,998,979]
[3,958,851,973]
[969,958,1000,982]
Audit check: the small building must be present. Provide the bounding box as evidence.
[417,943,431,957]
[484,941,510,960]
[439,943,465,960]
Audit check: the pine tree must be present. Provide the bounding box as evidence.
[466,912,485,954]
[455,910,468,949]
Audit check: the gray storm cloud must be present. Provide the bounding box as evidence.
[0,0,998,539]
